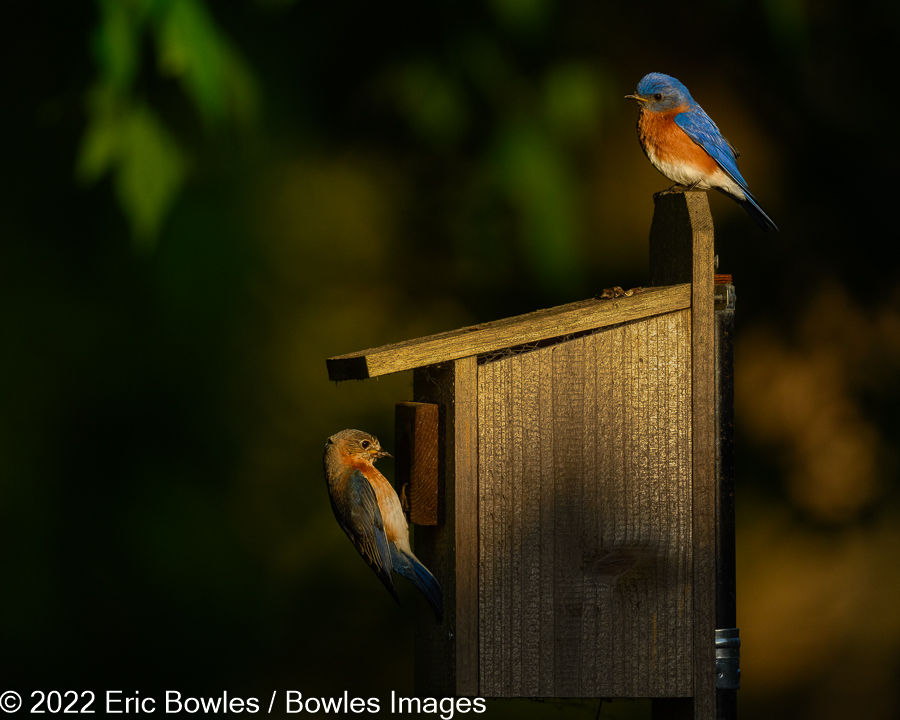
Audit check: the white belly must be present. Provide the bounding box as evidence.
[644,144,747,201]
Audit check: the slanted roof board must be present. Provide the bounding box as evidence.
[326,283,691,381]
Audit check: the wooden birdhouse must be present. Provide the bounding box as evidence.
[326,192,739,720]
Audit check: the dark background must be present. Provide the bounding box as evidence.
[3,1,898,718]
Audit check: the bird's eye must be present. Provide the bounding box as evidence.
[654,93,663,101]
[360,440,370,449]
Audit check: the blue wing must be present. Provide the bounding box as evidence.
[674,109,748,190]
[331,468,400,604]
[675,109,778,231]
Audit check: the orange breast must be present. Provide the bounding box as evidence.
[638,107,720,175]
[367,474,403,544]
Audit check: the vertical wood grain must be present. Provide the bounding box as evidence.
[676,309,695,695]
[395,402,440,525]
[649,190,716,720]
[608,323,626,696]
[551,337,585,698]
[476,309,693,698]
[690,204,717,720]
[580,331,599,692]
[413,356,479,697]
[537,346,556,696]
[518,349,542,694]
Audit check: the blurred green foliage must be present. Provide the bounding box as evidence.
[78,86,187,243]
[78,0,258,247]
[79,0,609,291]
[382,36,611,294]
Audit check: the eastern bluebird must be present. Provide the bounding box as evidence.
[626,72,778,232]
[324,428,444,623]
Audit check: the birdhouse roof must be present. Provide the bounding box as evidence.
[326,284,689,381]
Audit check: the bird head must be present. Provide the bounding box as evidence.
[625,72,694,112]
[325,428,392,464]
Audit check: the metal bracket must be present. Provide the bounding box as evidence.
[714,282,736,311]
[715,627,741,690]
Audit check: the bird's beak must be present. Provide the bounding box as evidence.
[624,94,647,103]
[376,449,393,460]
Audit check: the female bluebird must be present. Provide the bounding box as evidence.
[324,428,443,623]
[626,72,778,231]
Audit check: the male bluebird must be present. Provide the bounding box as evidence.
[324,428,444,622]
[626,72,778,231]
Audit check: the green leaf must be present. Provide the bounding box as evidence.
[154,0,258,127]
[92,0,145,91]
[76,82,123,184]
[80,0,258,249]
[156,0,227,122]
[114,102,188,248]
[77,84,187,247]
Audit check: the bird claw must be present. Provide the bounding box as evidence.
[654,184,688,197]
[400,483,410,519]
[654,182,702,198]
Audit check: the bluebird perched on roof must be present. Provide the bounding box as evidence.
[324,428,443,622]
[626,73,778,231]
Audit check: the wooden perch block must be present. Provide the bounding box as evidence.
[327,284,691,381]
[394,402,440,526]
[650,189,717,720]
[650,190,714,287]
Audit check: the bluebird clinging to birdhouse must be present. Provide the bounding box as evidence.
[323,428,443,622]
[626,72,778,231]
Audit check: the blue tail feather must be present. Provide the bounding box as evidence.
[391,547,444,623]
[732,189,778,232]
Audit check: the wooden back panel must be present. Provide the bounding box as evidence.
[477,309,693,698]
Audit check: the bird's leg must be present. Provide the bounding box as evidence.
[655,184,689,197]
[654,181,704,198]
